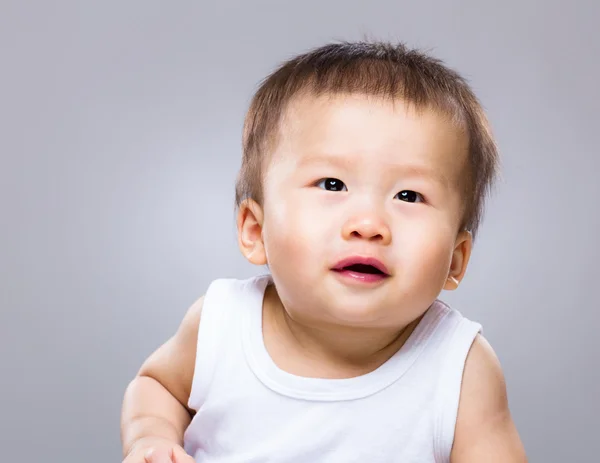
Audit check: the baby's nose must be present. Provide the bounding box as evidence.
[341,214,392,245]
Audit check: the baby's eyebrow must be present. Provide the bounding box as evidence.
[295,153,354,169]
[390,164,451,189]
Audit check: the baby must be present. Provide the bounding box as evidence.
[121,41,527,462]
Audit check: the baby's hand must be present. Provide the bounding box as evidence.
[122,437,195,463]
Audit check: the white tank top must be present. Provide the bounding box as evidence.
[183,274,481,463]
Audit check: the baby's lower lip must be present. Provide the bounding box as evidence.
[332,268,389,283]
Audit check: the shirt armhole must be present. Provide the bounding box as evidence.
[433,318,482,462]
[187,278,230,411]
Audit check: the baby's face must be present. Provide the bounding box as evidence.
[259,93,471,329]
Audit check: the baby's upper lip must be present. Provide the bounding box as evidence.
[332,256,390,275]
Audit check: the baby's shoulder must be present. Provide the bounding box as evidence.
[200,274,271,315]
[135,294,205,411]
[451,334,526,460]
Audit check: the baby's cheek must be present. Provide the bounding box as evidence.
[423,239,455,287]
[263,212,307,263]
[403,229,453,280]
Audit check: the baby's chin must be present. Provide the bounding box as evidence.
[283,294,418,331]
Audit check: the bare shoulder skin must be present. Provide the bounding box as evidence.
[120,295,203,457]
[450,335,527,462]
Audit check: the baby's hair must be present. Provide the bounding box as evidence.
[236,41,499,239]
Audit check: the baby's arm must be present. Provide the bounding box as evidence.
[450,335,527,462]
[120,296,204,462]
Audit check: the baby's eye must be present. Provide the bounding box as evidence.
[395,190,423,203]
[316,178,347,192]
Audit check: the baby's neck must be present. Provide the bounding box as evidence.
[262,285,422,379]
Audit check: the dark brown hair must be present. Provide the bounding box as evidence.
[235,41,499,239]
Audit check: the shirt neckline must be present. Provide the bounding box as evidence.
[242,274,446,401]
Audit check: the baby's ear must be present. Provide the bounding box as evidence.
[443,230,472,291]
[236,199,267,266]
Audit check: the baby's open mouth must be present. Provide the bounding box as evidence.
[339,263,386,275]
[332,257,390,280]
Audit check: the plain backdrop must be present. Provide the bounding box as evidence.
[1,1,598,462]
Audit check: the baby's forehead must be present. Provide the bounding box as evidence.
[274,93,469,181]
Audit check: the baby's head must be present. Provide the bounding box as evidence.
[235,41,498,329]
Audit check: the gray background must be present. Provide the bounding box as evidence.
[1,1,598,462]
